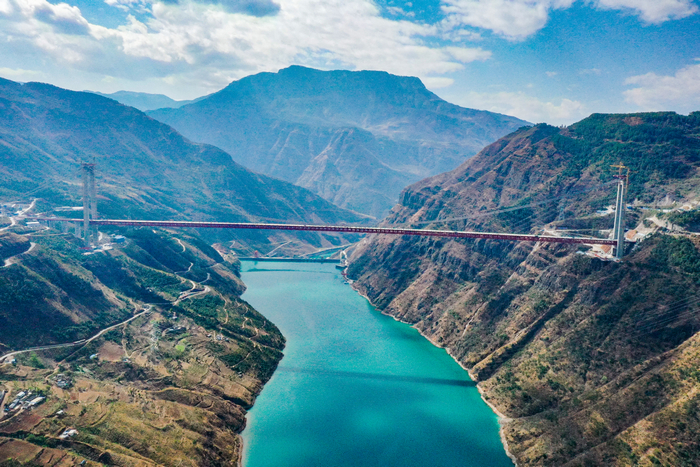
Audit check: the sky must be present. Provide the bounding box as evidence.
[0,0,698,125]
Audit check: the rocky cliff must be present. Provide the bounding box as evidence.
[349,112,700,465]
[149,66,528,217]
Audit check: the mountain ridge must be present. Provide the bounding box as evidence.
[0,76,367,255]
[87,90,203,111]
[148,66,529,217]
[348,111,700,466]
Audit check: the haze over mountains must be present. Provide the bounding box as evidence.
[0,77,365,253]
[149,66,529,217]
[89,90,203,112]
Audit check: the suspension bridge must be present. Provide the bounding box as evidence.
[30,163,632,258]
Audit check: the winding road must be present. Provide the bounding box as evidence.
[0,306,152,364]
[2,242,36,268]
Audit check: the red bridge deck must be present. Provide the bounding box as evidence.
[63,219,620,246]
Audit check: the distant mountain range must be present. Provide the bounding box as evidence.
[149,66,529,217]
[88,90,204,111]
[349,112,700,466]
[0,77,366,253]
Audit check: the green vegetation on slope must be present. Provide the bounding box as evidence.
[0,227,284,466]
[349,111,700,466]
[0,76,366,255]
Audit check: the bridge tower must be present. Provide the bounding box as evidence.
[81,162,97,246]
[611,163,630,259]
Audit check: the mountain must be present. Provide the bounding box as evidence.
[0,77,368,254]
[0,77,368,466]
[348,112,700,465]
[0,228,283,465]
[148,66,529,217]
[88,90,202,111]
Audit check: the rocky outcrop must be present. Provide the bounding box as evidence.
[149,66,529,217]
[349,112,700,465]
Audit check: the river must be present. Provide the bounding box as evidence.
[240,261,512,467]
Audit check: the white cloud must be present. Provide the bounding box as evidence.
[0,0,13,15]
[422,76,455,88]
[0,66,43,80]
[0,0,96,63]
[594,0,697,23]
[458,90,586,124]
[439,0,698,40]
[440,0,575,40]
[92,0,493,84]
[0,0,499,95]
[104,0,151,13]
[444,46,491,62]
[579,67,602,75]
[386,5,415,17]
[624,63,700,112]
[545,71,557,77]
[1,0,90,35]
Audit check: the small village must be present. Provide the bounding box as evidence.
[1,389,45,415]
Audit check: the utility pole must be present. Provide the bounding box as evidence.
[611,163,630,259]
[81,162,96,246]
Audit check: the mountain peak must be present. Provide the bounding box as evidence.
[214,65,431,107]
[148,66,529,217]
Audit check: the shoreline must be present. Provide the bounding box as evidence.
[351,283,519,467]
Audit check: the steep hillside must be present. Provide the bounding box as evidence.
[348,112,700,465]
[0,77,367,255]
[149,66,528,217]
[0,228,283,466]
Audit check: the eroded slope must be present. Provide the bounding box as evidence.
[0,76,366,255]
[149,65,528,216]
[349,112,700,465]
[0,228,283,466]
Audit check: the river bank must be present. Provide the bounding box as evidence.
[350,283,517,467]
[239,261,511,467]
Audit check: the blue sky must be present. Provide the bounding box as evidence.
[0,0,698,124]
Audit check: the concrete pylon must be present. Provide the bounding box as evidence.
[610,163,629,259]
[81,162,96,246]
[612,178,626,258]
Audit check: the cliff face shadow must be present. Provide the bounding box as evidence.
[276,366,476,387]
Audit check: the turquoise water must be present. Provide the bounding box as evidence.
[240,262,512,467]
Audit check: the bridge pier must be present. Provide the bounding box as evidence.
[611,164,629,259]
[81,162,97,246]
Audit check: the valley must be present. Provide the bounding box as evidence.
[1,67,700,467]
[0,76,367,258]
[349,112,700,465]
[0,228,283,466]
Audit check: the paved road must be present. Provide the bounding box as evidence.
[0,217,17,232]
[3,242,36,268]
[0,306,152,364]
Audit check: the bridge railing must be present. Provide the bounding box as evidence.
[29,217,619,247]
